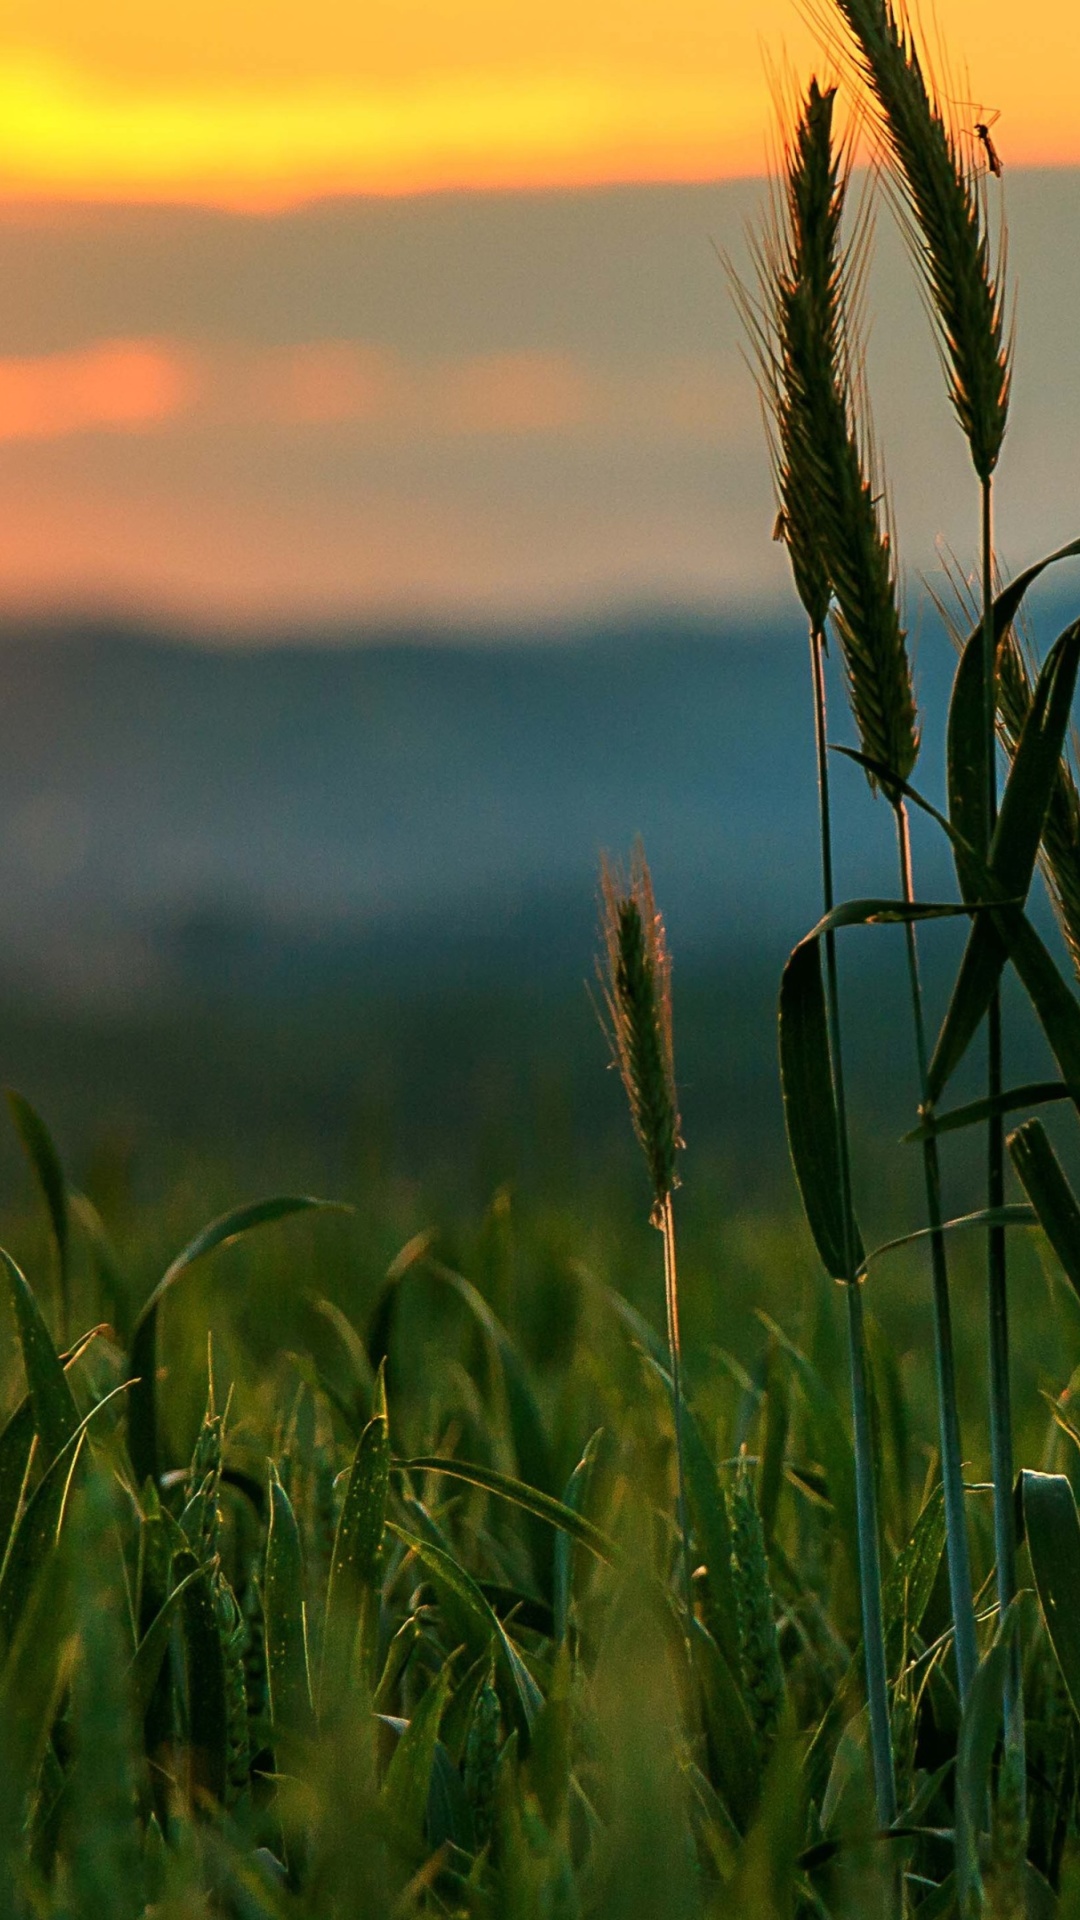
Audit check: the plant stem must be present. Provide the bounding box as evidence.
[982,474,1025,1797]
[811,628,897,1828]
[661,1190,694,1625]
[896,802,978,1705]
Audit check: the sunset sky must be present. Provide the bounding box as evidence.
[0,0,1075,626]
[2,0,1078,200]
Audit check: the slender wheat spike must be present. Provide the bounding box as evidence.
[828,0,1009,482]
[598,846,681,1225]
[749,78,919,794]
[730,1452,785,1760]
[598,847,692,1619]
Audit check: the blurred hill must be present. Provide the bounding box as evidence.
[0,599,1070,1199]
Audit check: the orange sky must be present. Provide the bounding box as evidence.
[0,0,1077,204]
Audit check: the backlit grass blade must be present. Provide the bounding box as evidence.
[881,1484,945,1674]
[779,938,862,1282]
[394,1457,616,1564]
[856,1205,1036,1276]
[553,1429,603,1645]
[681,1407,741,1679]
[1021,1470,1080,1718]
[0,1403,34,1583]
[265,1464,315,1749]
[0,1430,86,1654]
[178,1550,228,1809]
[6,1090,70,1342]
[0,1248,79,1472]
[0,1376,131,1653]
[758,1315,857,1576]
[0,1328,100,1573]
[929,621,1080,1100]
[955,1602,1023,1916]
[320,1386,389,1715]
[947,537,1080,883]
[127,1194,346,1488]
[129,1561,206,1720]
[905,1081,1074,1141]
[380,1664,453,1841]
[691,1617,761,1833]
[0,1548,74,1914]
[1007,1119,1080,1299]
[388,1525,542,1739]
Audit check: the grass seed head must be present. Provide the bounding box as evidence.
[831,0,1010,481]
[770,76,846,636]
[598,845,682,1224]
[760,74,919,794]
[730,1452,786,1758]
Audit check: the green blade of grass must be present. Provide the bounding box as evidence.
[129,1562,206,1721]
[691,1617,761,1833]
[0,1547,74,1912]
[856,1205,1036,1277]
[757,1315,857,1577]
[5,1090,69,1341]
[388,1525,542,1740]
[178,1550,228,1810]
[929,620,1080,1100]
[1021,1471,1080,1718]
[905,1081,1074,1141]
[0,1378,131,1653]
[127,1194,347,1489]
[0,1248,79,1472]
[955,1602,1022,1918]
[372,1245,553,1499]
[553,1430,604,1645]
[394,1457,616,1563]
[265,1464,314,1747]
[1007,1119,1080,1299]
[779,937,862,1282]
[882,1485,945,1674]
[319,1392,389,1716]
[0,1328,101,1575]
[949,535,1080,882]
[0,1404,34,1588]
[379,1663,454,1841]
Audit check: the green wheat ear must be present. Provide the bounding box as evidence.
[598,843,682,1224]
[742,74,919,796]
[829,0,1009,482]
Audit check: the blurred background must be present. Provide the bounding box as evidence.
[0,0,1077,1250]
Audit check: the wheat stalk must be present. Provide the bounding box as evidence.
[742,74,898,1829]
[598,846,691,1619]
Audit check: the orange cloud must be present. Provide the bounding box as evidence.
[0,337,762,447]
[0,338,194,439]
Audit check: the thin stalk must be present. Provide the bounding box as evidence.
[661,1190,694,1625]
[982,474,1025,1795]
[811,628,897,1826]
[896,803,978,1704]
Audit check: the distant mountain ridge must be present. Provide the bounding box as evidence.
[0,596,1074,1004]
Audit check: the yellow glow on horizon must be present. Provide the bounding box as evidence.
[0,57,770,204]
[0,4,1076,204]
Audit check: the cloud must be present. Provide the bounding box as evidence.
[0,338,194,438]
[0,335,755,450]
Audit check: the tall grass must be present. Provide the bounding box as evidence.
[1,2,1080,1914]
